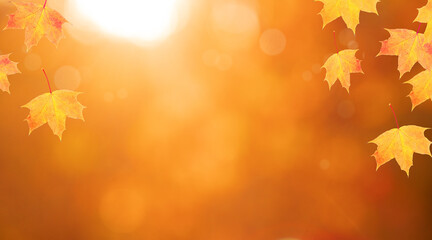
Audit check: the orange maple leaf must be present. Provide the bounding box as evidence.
[0,54,20,94]
[4,0,68,51]
[23,70,85,140]
[322,49,363,92]
[378,28,432,78]
[369,105,432,176]
[405,69,432,110]
[316,0,380,33]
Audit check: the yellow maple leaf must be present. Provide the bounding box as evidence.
[370,104,432,176]
[378,28,432,78]
[316,0,380,33]
[415,1,432,42]
[0,54,20,93]
[405,69,432,110]
[4,0,68,51]
[23,90,85,140]
[322,49,363,92]
[23,69,85,140]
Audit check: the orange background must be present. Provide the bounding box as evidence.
[0,0,431,239]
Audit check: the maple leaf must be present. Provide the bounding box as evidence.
[4,1,68,51]
[0,54,20,93]
[370,125,432,176]
[378,29,432,78]
[370,104,432,176]
[322,49,363,92]
[316,0,380,33]
[405,69,432,110]
[415,1,432,42]
[23,90,85,140]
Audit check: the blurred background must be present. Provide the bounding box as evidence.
[0,0,432,239]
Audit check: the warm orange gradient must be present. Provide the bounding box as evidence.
[0,0,432,239]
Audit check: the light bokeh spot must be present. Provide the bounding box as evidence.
[337,100,355,119]
[259,29,287,56]
[211,2,260,50]
[54,66,81,90]
[348,40,359,49]
[24,53,42,71]
[302,71,313,81]
[320,159,330,170]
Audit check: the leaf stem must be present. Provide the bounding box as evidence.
[333,31,339,53]
[43,0,47,8]
[389,103,399,129]
[42,68,52,94]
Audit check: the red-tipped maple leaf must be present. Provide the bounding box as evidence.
[4,0,68,51]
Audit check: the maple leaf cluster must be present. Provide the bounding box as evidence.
[1,0,85,140]
[317,0,432,176]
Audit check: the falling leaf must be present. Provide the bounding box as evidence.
[316,0,380,33]
[0,54,20,93]
[415,1,432,42]
[23,90,85,140]
[405,69,432,110]
[370,125,432,176]
[378,28,432,78]
[322,49,363,92]
[4,1,68,51]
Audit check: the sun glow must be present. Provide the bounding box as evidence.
[73,0,180,41]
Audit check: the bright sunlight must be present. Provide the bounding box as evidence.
[74,0,179,41]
